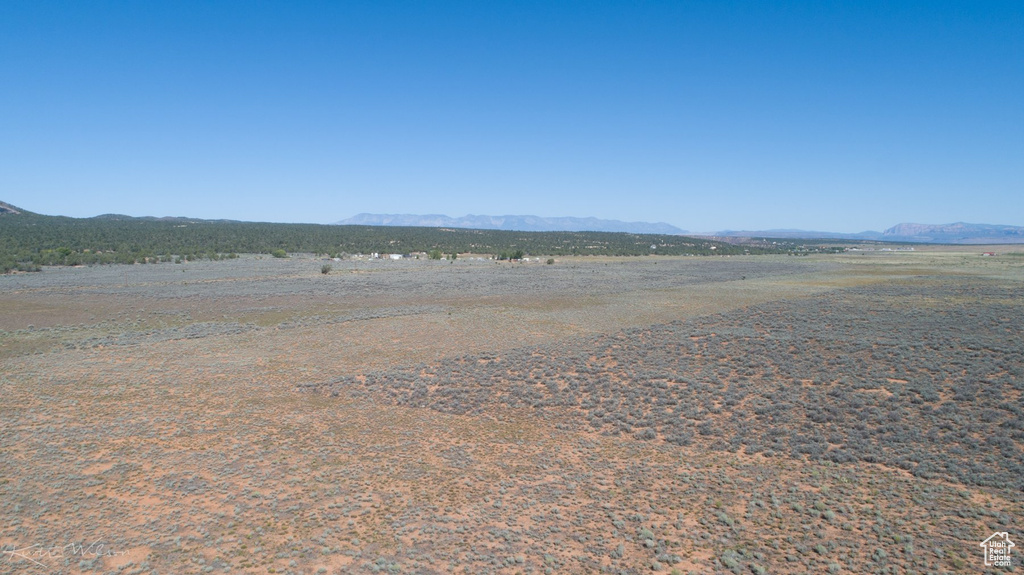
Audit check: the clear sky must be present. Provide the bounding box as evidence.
[1,1,1021,232]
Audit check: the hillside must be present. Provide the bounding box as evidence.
[0,202,762,273]
[0,201,25,215]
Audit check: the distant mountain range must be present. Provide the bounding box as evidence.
[3,201,1020,244]
[337,214,1024,244]
[879,222,1024,243]
[710,222,1024,244]
[335,213,687,235]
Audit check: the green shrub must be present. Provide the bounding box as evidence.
[497,249,524,261]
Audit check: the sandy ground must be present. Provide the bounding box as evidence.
[1,252,1021,574]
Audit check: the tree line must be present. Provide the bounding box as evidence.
[0,211,778,272]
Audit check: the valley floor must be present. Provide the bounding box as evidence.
[1,252,1021,574]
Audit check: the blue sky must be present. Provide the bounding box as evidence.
[1,1,1021,232]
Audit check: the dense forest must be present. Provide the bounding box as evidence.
[0,204,807,273]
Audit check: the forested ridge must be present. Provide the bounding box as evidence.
[0,205,780,272]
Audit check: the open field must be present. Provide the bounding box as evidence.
[1,252,1022,574]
